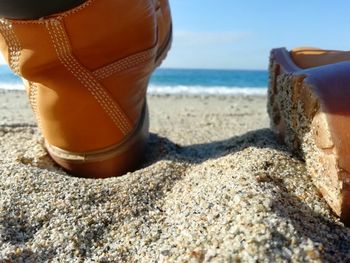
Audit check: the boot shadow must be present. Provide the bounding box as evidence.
[145,128,292,165]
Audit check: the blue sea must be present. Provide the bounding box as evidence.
[0,65,268,96]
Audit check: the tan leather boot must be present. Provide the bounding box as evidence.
[0,0,172,178]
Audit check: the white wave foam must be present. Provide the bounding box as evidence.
[148,85,267,96]
[0,83,24,90]
[0,83,268,96]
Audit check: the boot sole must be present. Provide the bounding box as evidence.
[268,48,350,224]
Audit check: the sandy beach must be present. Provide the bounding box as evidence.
[1,90,350,262]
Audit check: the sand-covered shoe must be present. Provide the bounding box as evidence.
[268,47,350,224]
[0,0,172,178]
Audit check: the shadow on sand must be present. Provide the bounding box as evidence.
[2,126,350,260]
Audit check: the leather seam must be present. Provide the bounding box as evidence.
[54,21,132,133]
[92,47,156,80]
[0,19,21,75]
[50,19,131,134]
[46,18,132,135]
[28,81,43,130]
[92,23,173,81]
[155,23,172,65]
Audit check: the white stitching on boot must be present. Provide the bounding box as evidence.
[0,19,21,75]
[92,47,156,80]
[27,81,43,131]
[46,18,132,135]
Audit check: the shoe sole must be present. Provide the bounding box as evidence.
[268,48,350,224]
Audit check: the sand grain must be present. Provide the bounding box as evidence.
[0,91,349,262]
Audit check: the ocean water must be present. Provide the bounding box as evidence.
[0,65,268,96]
[150,68,268,96]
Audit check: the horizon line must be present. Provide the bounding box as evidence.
[158,66,268,71]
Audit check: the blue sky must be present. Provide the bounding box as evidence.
[1,1,349,71]
[162,0,350,70]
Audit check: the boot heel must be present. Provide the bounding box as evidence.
[47,105,149,179]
